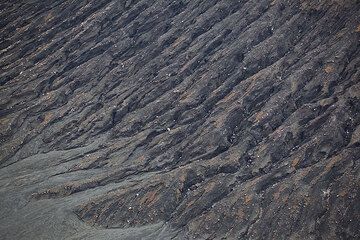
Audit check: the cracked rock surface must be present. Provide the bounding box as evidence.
[1,0,360,239]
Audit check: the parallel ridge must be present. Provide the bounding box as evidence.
[1,0,360,239]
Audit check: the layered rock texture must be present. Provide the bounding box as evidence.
[1,0,360,239]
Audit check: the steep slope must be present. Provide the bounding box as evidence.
[1,0,360,239]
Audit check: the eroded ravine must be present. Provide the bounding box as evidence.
[1,0,359,239]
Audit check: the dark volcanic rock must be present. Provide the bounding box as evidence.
[1,0,360,239]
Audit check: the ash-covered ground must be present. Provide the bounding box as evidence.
[1,0,360,239]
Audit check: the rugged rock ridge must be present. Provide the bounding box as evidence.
[0,0,359,239]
